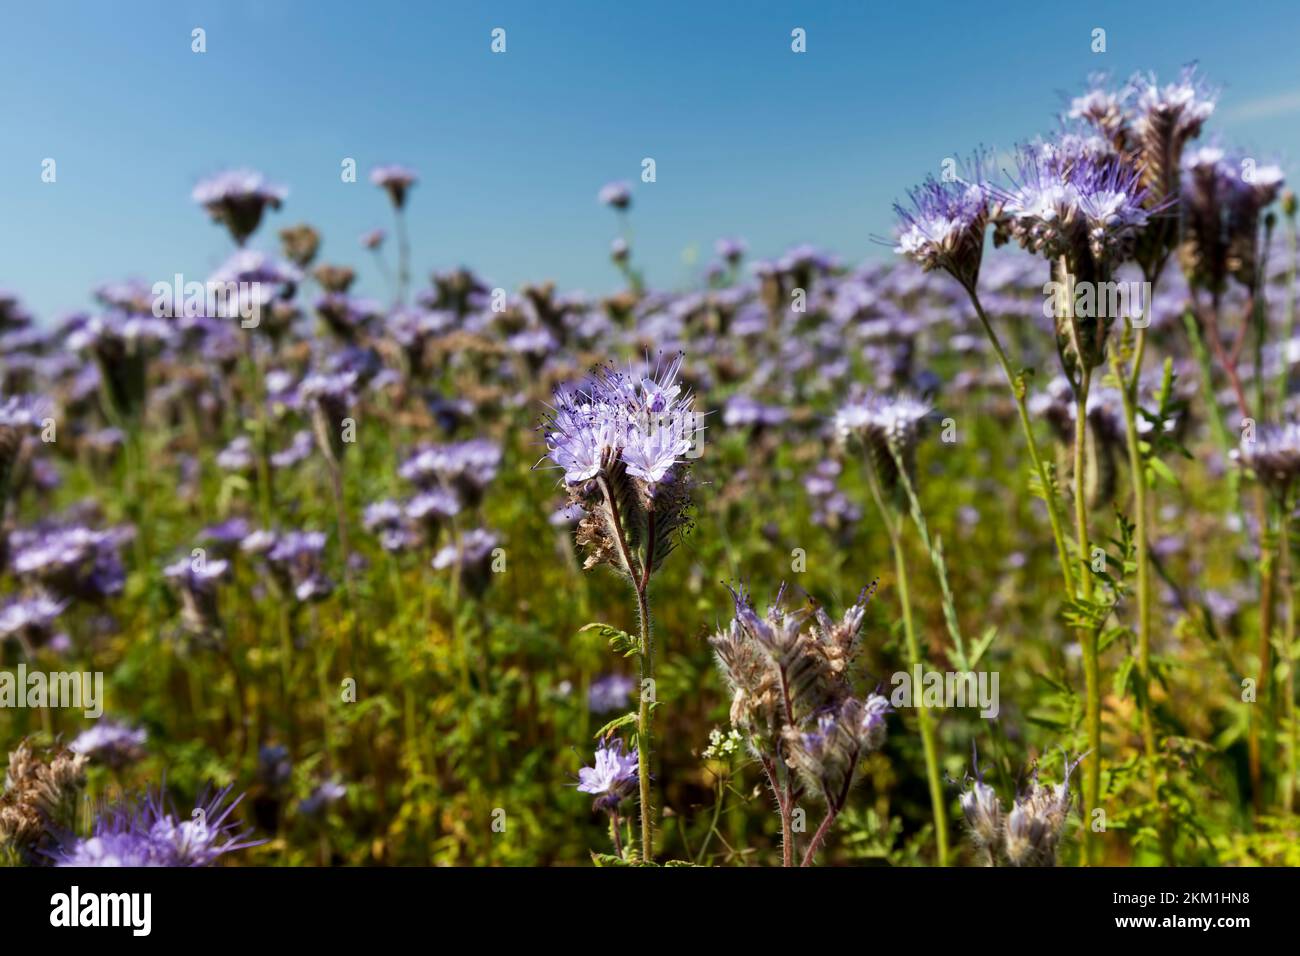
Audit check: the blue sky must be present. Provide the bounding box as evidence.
[3,0,1299,320]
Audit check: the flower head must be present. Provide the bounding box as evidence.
[576,737,639,811]
[1237,422,1300,500]
[193,169,286,245]
[370,164,419,209]
[598,181,632,210]
[53,785,262,867]
[540,356,701,580]
[836,391,932,495]
[894,156,992,289]
[69,721,147,769]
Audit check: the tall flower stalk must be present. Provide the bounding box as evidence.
[371,165,419,306]
[540,356,701,860]
[836,391,950,864]
[1181,143,1287,808]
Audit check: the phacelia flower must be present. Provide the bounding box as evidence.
[597,181,632,211]
[1236,422,1300,500]
[894,158,991,290]
[836,391,932,495]
[53,785,262,867]
[588,673,636,713]
[370,164,419,209]
[69,721,147,768]
[577,738,639,811]
[192,168,287,245]
[540,356,701,580]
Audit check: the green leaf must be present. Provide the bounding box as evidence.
[968,627,998,669]
[593,711,639,740]
[580,622,640,658]
[1113,656,1135,699]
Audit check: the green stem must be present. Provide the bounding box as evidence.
[966,288,1075,596]
[635,583,654,862]
[1111,322,1168,861]
[1281,503,1297,813]
[1073,365,1104,864]
[865,465,948,866]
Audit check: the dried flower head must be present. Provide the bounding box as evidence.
[0,742,88,862]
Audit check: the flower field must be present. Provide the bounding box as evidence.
[2,56,1299,870]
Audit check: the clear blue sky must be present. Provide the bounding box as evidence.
[3,0,1299,320]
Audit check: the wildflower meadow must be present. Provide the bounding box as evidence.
[2,5,1299,893]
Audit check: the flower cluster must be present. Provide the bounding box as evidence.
[709,583,886,812]
[52,785,262,867]
[0,742,87,863]
[961,753,1085,867]
[1236,422,1300,501]
[542,356,701,579]
[1180,146,1285,292]
[835,390,931,496]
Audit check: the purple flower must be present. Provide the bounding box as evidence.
[543,356,701,493]
[431,528,500,594]
[997,145,1153,269]
[577,738,639,811]
[894,158,991,289]
[53,785,263,867]
[251,530,334,604]
[1129,65,1216,148]
[299,779,347,817]
[588,673,636,713]
[270,430,314,469]
[1236,422,1300,499]
[714,237,748,264]
[363,499,418,553]
[597,181,632,210]
[370,164,419,209]
[9,524,129,601]
[0,592,68,652]
[69,720,147,768]
[192,168,287,245]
